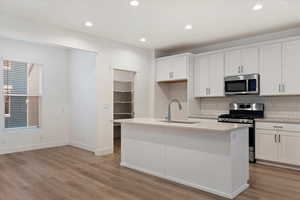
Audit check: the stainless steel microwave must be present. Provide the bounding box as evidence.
[224,74,260,95]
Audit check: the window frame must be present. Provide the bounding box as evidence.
[2,59,42,129]
[4,96,11,118]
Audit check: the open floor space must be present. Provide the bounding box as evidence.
[1,146,300,200]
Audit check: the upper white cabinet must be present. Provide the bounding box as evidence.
[260,40,300,96]
[156,54,190,82]
[194,53,224,97]
[225,47,259,76]
[259,43,283,96]
[156,59,170,82]
[283,40,300,95]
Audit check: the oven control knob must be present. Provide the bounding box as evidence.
[243,120,250,124]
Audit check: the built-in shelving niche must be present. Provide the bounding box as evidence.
[113,70,135,139]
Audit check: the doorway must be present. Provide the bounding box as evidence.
[113,69,135,153]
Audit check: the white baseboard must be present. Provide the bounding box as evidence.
[69,141,95,152]
[257,160,300,171]
[94,147,113,156]
[0,139,113,156]
[0,140,68,155]
[120,162,248,200]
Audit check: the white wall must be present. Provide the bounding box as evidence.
[0,13,155,155]
[0,38,70,154]
[69,49,97,151]
[158,26,300,57]
[154,82,188,120]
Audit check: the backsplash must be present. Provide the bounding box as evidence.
[154,82,188,120]
[155,82,300,120]
[198,95,300,119]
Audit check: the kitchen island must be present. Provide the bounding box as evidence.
[115,118,250,199]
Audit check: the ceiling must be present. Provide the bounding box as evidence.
[0,0,300,51]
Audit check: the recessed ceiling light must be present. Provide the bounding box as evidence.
[279,0,288,6]
[140,37,146,42]
[253,3,263,11]
[185,24,193,30]
[130,0,139,6]
[84,21,93,27]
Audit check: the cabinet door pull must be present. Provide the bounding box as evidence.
[241,65,244,73]
[273,126,283,129]
[238,66,241,74]
[275,134,277,143]
[279,135,281,143]
[279,84,281,93]
[282,84,285,93]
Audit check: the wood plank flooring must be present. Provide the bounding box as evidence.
[0,144,300,200]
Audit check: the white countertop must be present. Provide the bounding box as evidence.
[188,114,218,120]
[115,118,250,132]
[255,118,300,124]
[189,115,300,124]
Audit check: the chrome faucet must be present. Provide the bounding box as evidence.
[167,99,182,122]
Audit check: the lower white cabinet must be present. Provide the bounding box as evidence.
[278,132,300,166]
[256,129,278,162]
[256,122,300,166]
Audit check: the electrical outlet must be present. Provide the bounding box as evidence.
[1,139,6,144]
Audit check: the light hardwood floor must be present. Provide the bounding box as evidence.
[0,143,300,200]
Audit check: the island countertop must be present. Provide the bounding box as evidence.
[115,118,250,132]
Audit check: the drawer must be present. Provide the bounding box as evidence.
[256,122,300,132]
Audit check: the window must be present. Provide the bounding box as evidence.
[4,96,10,117]
[2,60,42,128]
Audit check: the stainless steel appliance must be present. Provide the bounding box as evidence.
[224,74,260,95]
[218,102,264,163]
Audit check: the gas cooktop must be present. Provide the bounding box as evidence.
[218,102,264,124]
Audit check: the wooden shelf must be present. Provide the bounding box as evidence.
[113,90,133,93]
[114,101,132,104]
[114,122,121,127]
[114,113,133,115]
[114,80,132,83]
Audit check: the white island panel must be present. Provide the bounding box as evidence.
[119,119,249,199]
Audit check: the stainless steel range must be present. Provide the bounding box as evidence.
[218,102,264,163]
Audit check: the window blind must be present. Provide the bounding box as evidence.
[2,60,42,128]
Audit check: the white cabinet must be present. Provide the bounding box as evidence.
[225,50,240,76]
[255,129,278,162]
[256,122,300,166]
[259,40,300,96]
[209,54,225,97]
[194,55,209,97]
[172,55,188,80]
[156,54,190,82]
[194,53,224,97]
[278,132,300,166]
[283,40,300,95]
[225,47,259,76]
[156,59,170,82]
[260,43,283,96]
